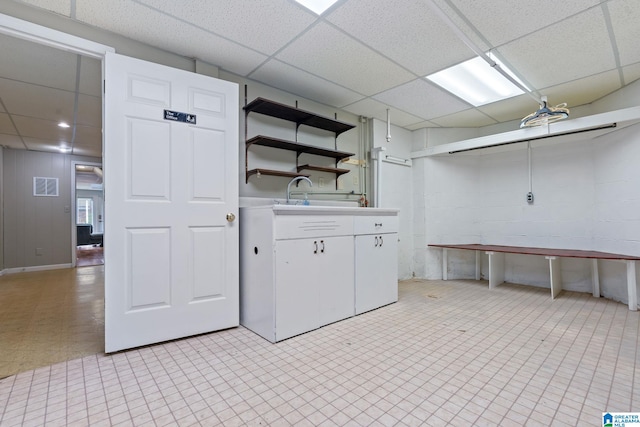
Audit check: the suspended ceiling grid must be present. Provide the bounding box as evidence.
[0,0,638,157]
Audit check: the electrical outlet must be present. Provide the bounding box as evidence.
[337,179,344,190]
[352,175,359,186]
[526,192,534,204]
[319,178,325,188]
[36,248,43,256]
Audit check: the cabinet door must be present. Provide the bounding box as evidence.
[355,234,398,314]
[317,236,355,326]
[275,239,320,341]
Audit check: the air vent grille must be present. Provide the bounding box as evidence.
[33,177,59,197]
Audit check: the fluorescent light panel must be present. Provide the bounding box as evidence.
[295,0,339,15]
[426,53,528,107]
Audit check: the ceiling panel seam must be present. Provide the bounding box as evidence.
[601,2,625,86]
[0,97,28,150]
[246,19,324,78]
[130,0,270,59]
[71,55,81,153]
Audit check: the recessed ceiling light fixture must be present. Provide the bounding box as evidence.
[425,53,528,107]
[425,0,569,127]
[294,0,339,15]
[58,122,70,128]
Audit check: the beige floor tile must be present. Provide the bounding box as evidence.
[1,278,639,426]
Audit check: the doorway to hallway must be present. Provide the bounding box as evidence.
[74,162,104,267]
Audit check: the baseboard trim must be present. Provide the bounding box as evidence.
[3,263,73,274]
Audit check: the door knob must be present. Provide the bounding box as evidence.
[226,213,236,223]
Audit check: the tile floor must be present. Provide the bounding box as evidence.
[0,277,638,426]
[0,266,104,378]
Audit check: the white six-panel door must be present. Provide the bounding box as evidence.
[104,52,238,352]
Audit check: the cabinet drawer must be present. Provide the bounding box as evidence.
[354,215,399,235]
[275,215,354,239]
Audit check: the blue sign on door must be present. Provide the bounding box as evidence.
[164,109,196,124]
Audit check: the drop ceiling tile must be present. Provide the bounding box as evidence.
[0,79,75,122]
[0,113,17,135]
[74,125,102,146]
[623,63,640,84]
[136,0,316,55]
[0,34,78,91]
[607,0,640,66]
[373,79,471,121]
[15,0,71,16]
[341,98,425,128]
[250,60,364,108]
[0,134,26,149]
[478,94,542,124]
[22,136,67,152]
[538,70,623,108]
[12,116,72,141]
[76,1,267,76]
[430,109,498,128]
[327,0,473,76]
[275,22,415,96]
[77,95,102,127]
[405,120,439,131]
[72,144,102,158]
[451,0,600,46]
[79,56,102,97]
[499,7,616,90]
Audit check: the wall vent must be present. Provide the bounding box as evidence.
[33,177,59,197]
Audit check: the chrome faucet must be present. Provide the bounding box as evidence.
[286,176,313,204]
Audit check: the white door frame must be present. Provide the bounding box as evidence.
[71,161,103,267]
[0,14,113,59]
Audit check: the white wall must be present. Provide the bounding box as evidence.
[370,119,414,280]
[220,72,366,205]
[413,83,640,306]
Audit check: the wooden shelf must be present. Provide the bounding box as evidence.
[246,135,354,160]
[297,165,350,177]
[246,169,310,181]
[244,97,355,136]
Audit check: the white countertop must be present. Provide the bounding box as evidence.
[240,204,399,216]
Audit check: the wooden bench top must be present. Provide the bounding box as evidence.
[428,244,640,261]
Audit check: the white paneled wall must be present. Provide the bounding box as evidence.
[2,149,100,269]
[418,122,640,306]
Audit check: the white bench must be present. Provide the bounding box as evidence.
[429,244,640,311]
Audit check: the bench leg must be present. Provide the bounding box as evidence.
[591,259,600,298]
[442,248,448,280]
[546,256,561,300]
[486,251,505,289]
[627,260,637,311]
[475,251,481,280]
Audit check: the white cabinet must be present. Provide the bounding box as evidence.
[240,205,398,343]
[354,216,399,315]
[275,236,354,341]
